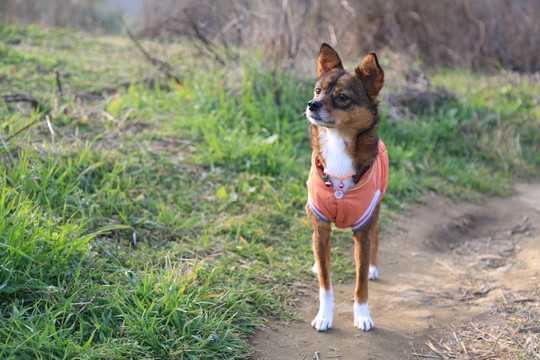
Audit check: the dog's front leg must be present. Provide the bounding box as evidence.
[307,205,333,331]
[353,228,373,331]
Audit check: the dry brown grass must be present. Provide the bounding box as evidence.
[417,290,539,360]
[137,0,540,72]
[4,1,539,71]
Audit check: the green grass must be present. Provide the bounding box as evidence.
[382,68,539,205]
[1,24,539,358]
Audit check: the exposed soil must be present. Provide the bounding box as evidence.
[250,183,540,359]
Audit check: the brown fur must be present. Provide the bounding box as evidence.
[306,43,385,330]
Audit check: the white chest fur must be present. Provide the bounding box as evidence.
[319,128,355,190]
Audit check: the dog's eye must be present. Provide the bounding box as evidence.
[315,88,322,95]
[338,94,348,101]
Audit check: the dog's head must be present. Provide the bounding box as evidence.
[306,44,384,131]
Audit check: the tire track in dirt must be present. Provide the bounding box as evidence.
[250,183,540,359]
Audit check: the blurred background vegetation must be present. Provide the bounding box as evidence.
[2,0,540,72]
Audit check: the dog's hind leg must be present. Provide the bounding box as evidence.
[368,203,381,280]
[306,204,334,332]
[353,225,374,331]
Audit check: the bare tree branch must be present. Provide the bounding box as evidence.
[121,18,182,86]
[2,94,41,109]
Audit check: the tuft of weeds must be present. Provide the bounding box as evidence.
[0,180,269,359]
[1,25,539,358]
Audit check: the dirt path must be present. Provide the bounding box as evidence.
[250,183,540,359]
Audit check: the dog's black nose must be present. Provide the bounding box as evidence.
[308,100,322,112]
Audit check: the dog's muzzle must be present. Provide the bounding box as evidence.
[308,100,322,112]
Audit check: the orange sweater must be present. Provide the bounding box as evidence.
[307,140,389,232]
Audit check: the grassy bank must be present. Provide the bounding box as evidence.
[1,25,538,359]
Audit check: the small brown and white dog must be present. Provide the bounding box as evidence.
[305,44,389,332]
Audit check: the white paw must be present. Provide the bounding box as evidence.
[353,302,373,331]
[312,288,334,331]
[312,312,333,331]
[369,265,378,280]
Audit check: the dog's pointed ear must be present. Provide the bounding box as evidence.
[318,43,343,79]
[356,52,384,97]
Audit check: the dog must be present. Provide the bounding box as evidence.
[305,43,389,332]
